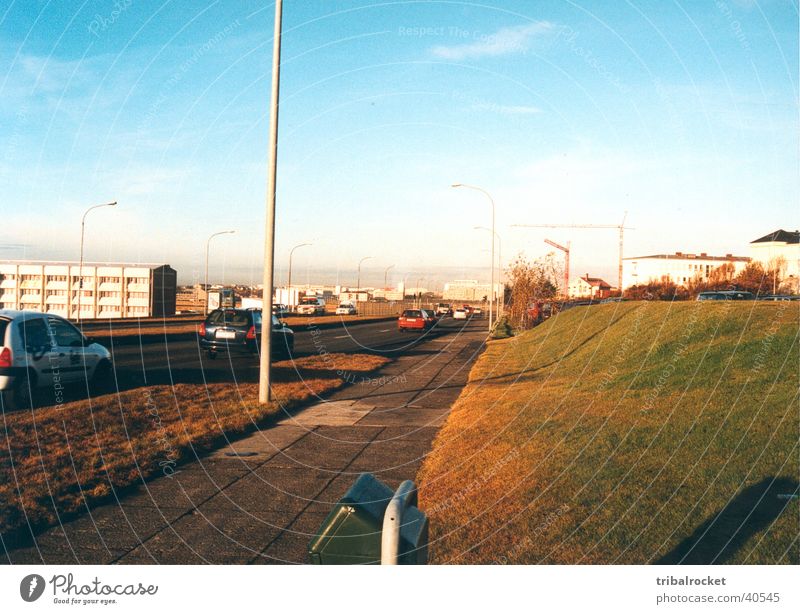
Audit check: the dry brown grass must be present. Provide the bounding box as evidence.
[0,353,388,537]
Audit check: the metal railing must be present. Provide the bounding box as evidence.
[381,480,418,565]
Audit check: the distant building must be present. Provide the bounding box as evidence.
[0,261,176,319]
[622,252,749,289]
[371,289,404,301]
[443,279,497,301]
[569,274,612,299]
[749,229,800,292]
[339,291,370,303]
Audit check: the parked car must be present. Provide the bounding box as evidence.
[696,290,756,301]
[398,309,430,332]
[453,308,468,320]
[435,303,452,316]
[335,302,357,315]
[0,310,113,409]
[296,296,326,316]
[198,308,294,359]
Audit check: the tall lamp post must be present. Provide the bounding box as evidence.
[452,183,495,331]
[475,226,502,318]
[259,0,283,404]
[76,201,117,323]
[383,264,395,289]
[287,242,311,307]
[356,256,373,292]
[204,230,235,315]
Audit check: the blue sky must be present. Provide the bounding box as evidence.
[1,0,797,286]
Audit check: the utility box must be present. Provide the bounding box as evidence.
[308,473,428,564]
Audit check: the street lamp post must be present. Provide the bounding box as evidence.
[356,256,373,292]
[475,226,502,318]
[259,0,283,404]
[204,230,235,316]
[452,184,495,331]
[287,242,311,307]
[76,201,117,322]
[383,264,395,289]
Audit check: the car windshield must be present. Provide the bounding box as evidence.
[403,310,422,318]
[338,304,351,309]
[208,309,250,326]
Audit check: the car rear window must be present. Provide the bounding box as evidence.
[0,319,8,345]
[208,309,251,326]
[300,297,319,305]
[402,310,422,317]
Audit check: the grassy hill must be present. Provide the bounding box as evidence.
[418,301,799,564]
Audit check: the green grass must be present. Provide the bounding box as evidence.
[418,301,799,564]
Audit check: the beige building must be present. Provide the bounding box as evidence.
[568,275,612,299]
[0,261,177,319]
[622,253,749,289]
[749,229,799,292]
[443,279,499,301]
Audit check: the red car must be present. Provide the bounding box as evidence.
[398,309,430,332]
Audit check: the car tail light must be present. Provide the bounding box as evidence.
[198,322,206,336]
[0,347,11,368]
[246,325,256,340]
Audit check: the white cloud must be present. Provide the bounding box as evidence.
[431,21,554,60]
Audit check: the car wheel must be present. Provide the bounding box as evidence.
[91,360,113,395]
[7,371,35,411]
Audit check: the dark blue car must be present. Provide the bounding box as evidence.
[198,308,294,359]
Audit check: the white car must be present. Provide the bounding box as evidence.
[453,308,468,320]
[296,297,326,316]
[0,310,113,409]
[335,303,357,315]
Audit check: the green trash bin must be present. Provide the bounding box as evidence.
[308,473,428,564]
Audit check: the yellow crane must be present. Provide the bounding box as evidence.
[513,213,633,293]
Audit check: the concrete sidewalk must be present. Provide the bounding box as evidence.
[6,323,486,564]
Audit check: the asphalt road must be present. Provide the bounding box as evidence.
[47,315,483,403]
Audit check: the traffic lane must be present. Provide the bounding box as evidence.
[35,317,476,407]
[107,316,474,389]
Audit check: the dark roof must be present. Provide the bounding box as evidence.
[580,275,611,288]
[750,229,800,244]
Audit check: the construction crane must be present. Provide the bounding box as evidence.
[513,213,632,293]
[544,238,570,299]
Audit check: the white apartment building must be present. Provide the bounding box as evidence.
[0,261,177,319]
[749,229,800,292]
[622,253,749,289]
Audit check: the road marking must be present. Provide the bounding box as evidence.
[334,334,349,339]
[379,328,391,332]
